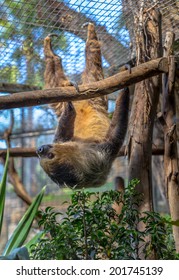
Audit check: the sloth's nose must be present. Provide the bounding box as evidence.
[36,144,52,156]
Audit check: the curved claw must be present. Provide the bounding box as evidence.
[70,81,79,93]
[67,101,75,113]
[124,64,131,74]
[47,33,59,38]
[82,22,92,28]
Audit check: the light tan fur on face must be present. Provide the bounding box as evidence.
[40,142,79,173]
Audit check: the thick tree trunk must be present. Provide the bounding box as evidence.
[152,117,168,212]
[164,57,179,253]
[162,32,179,252]
[128,8,161,210]
[127,8,162,258]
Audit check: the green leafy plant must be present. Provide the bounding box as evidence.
[2,186,46,256]
[30,179,179,260]
[0,247,30,260]
[142,212,178,260]
[0,155,46,258]
[0,151,9,235]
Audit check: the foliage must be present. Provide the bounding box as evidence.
[0,247,29,260]
[0,156,46,258]
[2,186,46,256]
[0,151,9,235]
[142,212,177,260]
[30,179,179,260]
[0,66,20,83]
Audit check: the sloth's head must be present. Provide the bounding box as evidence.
[36,142,113,189]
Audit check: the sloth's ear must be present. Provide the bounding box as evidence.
[99,88,129,157]
[53,102,76,143]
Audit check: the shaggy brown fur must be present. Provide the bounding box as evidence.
[44,34,72,116]
[37,23,129,189]
[44,24,109,142]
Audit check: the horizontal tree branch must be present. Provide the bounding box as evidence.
[0,83,41,93]
[0,57,168,110]
[0,129,55,140]
[0,148,37,158]
[0,146,164,158]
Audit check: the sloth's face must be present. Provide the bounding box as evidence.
[36,142,111,189]
[36,143,80,188]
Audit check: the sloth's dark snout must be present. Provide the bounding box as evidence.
[36,144,53,156]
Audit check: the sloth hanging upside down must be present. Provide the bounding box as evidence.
[36,23,129,189]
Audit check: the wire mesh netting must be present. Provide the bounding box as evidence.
[0,0,179,86]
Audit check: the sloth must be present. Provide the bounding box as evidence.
[36,23,129,189]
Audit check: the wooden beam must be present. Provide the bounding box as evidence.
[0,83,41,93]
[0,57,168,110]
[0,148,37,158]
[0,129,55,139]
[0,146,164,158]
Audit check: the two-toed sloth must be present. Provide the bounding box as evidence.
[36,23,129,189]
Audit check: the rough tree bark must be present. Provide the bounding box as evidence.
[152,117,168,211]
[127,7,162,256]
[113,176,125,215]
[162,31,179,252]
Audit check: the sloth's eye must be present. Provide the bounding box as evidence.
[48,153,54,159]
[38,147,44,153]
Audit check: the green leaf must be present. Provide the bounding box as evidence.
[24,231,45,251]
[0,19,11,28]
[0,247,29,260]
[2,186,46,256]
[0,150,9,235]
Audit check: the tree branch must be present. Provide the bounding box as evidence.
[0,146,164,158]
[2,111,33,206]
[0,148,37,157]
[0,57,168,110]
[0,83,41,93]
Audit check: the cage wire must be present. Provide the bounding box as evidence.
[0,0,178,86]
